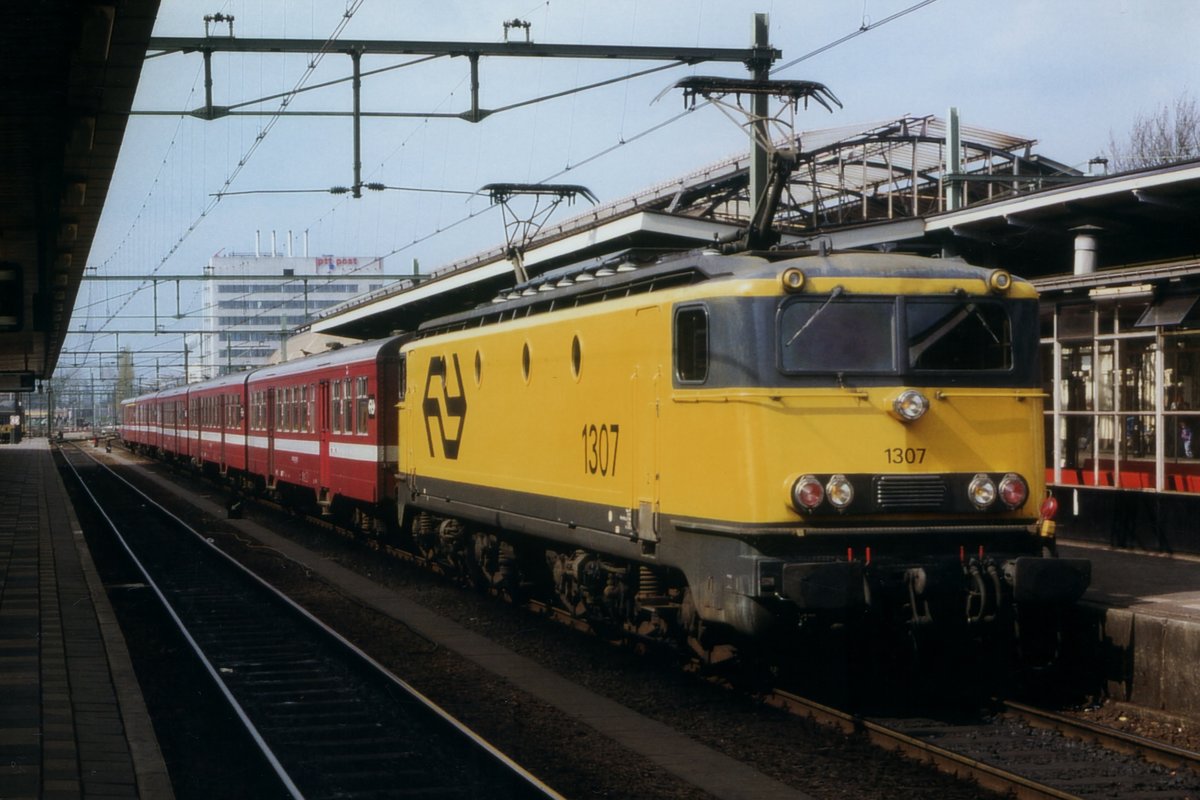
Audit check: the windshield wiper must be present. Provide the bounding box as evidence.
[908,302,1002,364]
[785,285,844,347]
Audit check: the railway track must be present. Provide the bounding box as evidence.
[225,487,1200,800]
[89,442,1200,799]
[767,690,1200,799]
[60,444,562,800]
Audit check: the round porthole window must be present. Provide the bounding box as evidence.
[570,335,582,379]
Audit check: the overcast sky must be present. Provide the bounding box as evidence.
[63,0,1200,383]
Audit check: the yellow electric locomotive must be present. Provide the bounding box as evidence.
[396,249,1089,655]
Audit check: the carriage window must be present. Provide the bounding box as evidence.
[332,381,342,433]
[398,355,407,402]
[675,306,709,383]
[344,378,354,433]
[356,377,369,434]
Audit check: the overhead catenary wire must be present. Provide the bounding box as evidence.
[87,1,367,338]
[68,0,943,383]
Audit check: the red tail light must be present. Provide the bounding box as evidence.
[1040,493,1059,520]
[999,473,1028,509]
[792,475,824,511]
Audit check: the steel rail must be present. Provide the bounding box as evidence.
[1004,699,1200,774]
[763,691,1080,800]
[59,446,305,800]
[64,443,566,800]
[108,442,1200,799]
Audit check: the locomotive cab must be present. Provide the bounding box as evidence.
[659,253,1090,640]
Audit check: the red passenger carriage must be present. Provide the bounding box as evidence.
[246,337,403,511]
[120,395,151,450]
[155,384,191,460]
[120,336,404,520]
[189,372,250,475]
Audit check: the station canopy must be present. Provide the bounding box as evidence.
[308,114,1081,340]
[0,1,160,388]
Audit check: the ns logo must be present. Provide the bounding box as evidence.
[421,354,467,459]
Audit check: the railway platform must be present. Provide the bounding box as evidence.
[1060,539,1200,719]
[0,437,171,800]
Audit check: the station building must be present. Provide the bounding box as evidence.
[198,252,388,375]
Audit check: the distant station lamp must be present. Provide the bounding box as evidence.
[481,183,598,284]
[0,263,21,331]
[662,76,841,250]
[0,372,36,392]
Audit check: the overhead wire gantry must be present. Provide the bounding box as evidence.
[143,20,782,198]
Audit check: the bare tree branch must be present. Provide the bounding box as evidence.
[1107,91,1200,172]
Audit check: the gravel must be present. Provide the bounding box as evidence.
[131,479,1001,799]
[122,457,1163,799]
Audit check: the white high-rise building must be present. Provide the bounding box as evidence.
[199,253,385,376]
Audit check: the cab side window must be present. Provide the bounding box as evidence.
[675,306,709,383]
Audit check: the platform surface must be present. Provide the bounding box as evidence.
[0,437,171,800]
[1061,540,1200,621]
[1059,539,1200,716]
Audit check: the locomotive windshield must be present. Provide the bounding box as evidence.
[906,299,1012,371]
[779,295,896,373]
[779,294,1017,375]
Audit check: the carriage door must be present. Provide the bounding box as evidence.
[218,393,227,471]
[266,387,277,481]
[318,379,331,488]
[633,306,661,543]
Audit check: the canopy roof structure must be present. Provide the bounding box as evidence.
[0,1,160,389]
[309,113,1088,339]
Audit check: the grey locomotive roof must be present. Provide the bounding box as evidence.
[736,251,1022,283]
[419,249,1026,334]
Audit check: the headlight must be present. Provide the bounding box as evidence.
[792,475,824,512]
[968,473,997,509]
[781,267,806,292]
[892,389,929,422]
[826,475,854,510]
[987,269,1012,293]
[999,473,1028,509]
